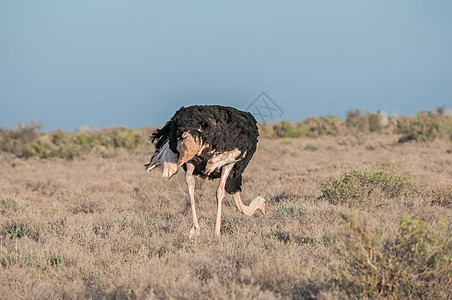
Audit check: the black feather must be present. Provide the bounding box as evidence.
[150,121,173,152]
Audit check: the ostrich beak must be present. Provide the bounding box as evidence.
[262,202,266,215]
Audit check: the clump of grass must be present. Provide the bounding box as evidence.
[424,184,452,208]
[49,254,64,268]
[271,230,315,245]
[275,201,302,216]
[92,215,146,238]
[336,213,452,299]
[2,221,40,241]
[304,144,318,151]
[319,170,417,207]
[1,198,18,214]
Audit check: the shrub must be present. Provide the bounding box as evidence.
[346,109,368,132]
[0,121,42,156]
[301,116,345,137]
[346,109,388,133]
[50,130,66,145]
[260,116,346,138]
[396,110,452,143]
[272,121,305,138]
[23,139,55,158]
[319,170,417,207]
[75,133,95,150]
[336,214,452,299]
[257,122,276,138]
[111,128,143,150]
[368,111,388,132]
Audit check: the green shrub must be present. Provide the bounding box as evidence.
[319,170,417,207]
[50,130,66,145]
[23,139,54,158]
[56,145,78,159]
[336,214,452,299]
[75,133,95,149]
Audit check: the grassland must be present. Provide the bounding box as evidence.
[1,112,452,299]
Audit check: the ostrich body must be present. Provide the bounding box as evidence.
[145,105,266,237]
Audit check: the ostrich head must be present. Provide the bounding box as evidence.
[253,196,266,215]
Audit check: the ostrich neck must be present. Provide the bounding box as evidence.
[238,197,262,216]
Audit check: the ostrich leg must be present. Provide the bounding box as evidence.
[214,163,234,236]
[186,162,200,238]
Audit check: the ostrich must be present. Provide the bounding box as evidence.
[145,105,266,237]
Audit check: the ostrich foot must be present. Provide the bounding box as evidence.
[189,224,200,239]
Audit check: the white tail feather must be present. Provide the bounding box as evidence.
[146,141,179,178]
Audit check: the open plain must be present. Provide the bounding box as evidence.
[1,133,451,299]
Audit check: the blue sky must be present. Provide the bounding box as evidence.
[1,1,451,131]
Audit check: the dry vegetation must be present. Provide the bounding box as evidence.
[1,109,452,299]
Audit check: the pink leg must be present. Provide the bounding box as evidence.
[185,162,199,238]
[214,163,234,237]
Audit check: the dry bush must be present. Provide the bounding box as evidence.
[346,109,369,132]
[336,213,452,299]
[396,110,452,143]
[319,170,417,207]
[346,109,389,134]
[300,116,346,137]
[0,122,43,156]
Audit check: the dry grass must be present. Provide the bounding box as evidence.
[1,134,451,299]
